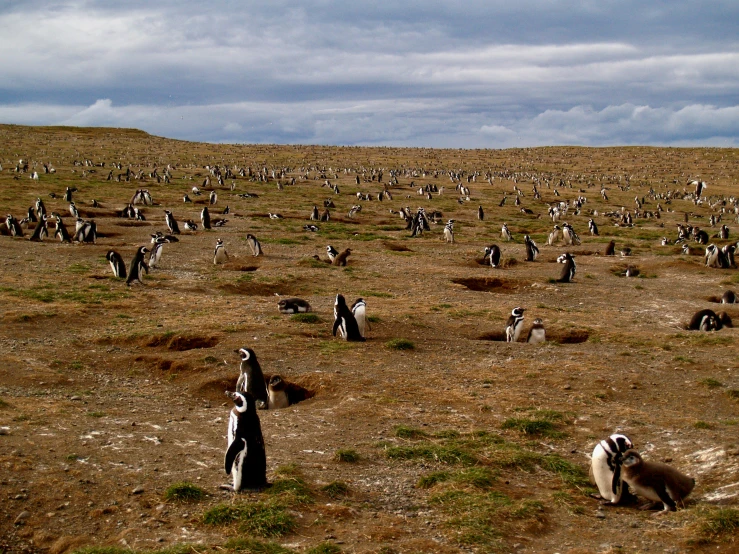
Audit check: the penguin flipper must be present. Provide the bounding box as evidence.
[224,438,246,475]
[332,317,341,337]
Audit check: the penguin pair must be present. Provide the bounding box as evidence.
[333,294,366,341]
[556,253,576,282]
[590,433,635,505]
[503,308,546,343]
[687,309,732,331]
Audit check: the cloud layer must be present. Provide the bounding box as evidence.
[1,1,737,147]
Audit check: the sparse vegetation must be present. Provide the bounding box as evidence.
[320,481,350,499]
[290,313,320,323]
[386,338,415,350]
[693,507,739,544]
[202,503,295,537]
[164,482,206,503]
[334,449,360,463]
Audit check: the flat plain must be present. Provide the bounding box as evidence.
[0,124,738,554]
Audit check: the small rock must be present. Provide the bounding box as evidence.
[563,384,572,390]
[0,427,10,435]
[132,486,145,495]
[595,511,606,519]
[15,510,30,525]
[70,396,81,401]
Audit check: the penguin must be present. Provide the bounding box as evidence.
[588,218,599,236]
[235,347,269,409]
[443,220,455,243]
[75,220,97,243]
[590,434,635,505]
[68,202,79,219]
[5,214,23,237]
[501,223,512,241]
[620,449,695,513]
[27,206,38,223]
[333,294,365,341]
[246,234,262,256]
[660,237,671,246]
[333,248,351,266]
[267,376,290,410]
[721,290,736,304]
[213,238,229,264]
[687,309,721,331]
[477,205,484,221]
[484,245,501,268]
[268,213,283,219]
[164,210,180,234]
[223,205,230,215]
[625,265,640,277]
[35,198,46,219]
[303,224,319,232]
[526,318,546,344]
[29,215,48,242]
[351,297,368,339]
[53,214,71,243]
[620,247,632,257]
[184,220,198,232]
[183,194,192,203]
[64,186,75,202]
[524,235,539,261]
[505,307,525,342]
[201,206,211,230]
[557,253,576,283]
[277,298,312,314]
[547,225,561,246]
[223,391,267,492]
[126,246,149,286]
[320,208,330,222]
[310,205,319,221]
[604,240,616,256]
[209,190,217,205]
[326,245,339,263]
[133,207,145,221]
[106,250,127,278]
[149,237,167,269]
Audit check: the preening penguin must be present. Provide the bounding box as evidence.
[277,298,312,314]
[75,220,97,243]
[556,253,576,283]
[164,210,180,235]
[524,235,539,261]
[267,376,290,410]
[106,250,127,279]
[505,307,525,342]
[688,309,722,331]
[246,234,262,256]
[483,245,501,268]
[29,215,48,242]
[620,449,694,513]
[590,434,634,505]
[333,248,351,266]
[126,246,149,286]
[149,236,167,269]
[223,391,267,492]
[5,214,23,237]
[333,294,365,341]
[351,297,368,339]
[236,347,269,409]
[326,245,339,263]
[213,238,229,264]
[526,318,546,344]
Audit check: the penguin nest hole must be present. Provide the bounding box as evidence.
[451,277,524,292]
[193,374,317,405]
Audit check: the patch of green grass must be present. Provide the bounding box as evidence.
[86,411,106,418]
[73,548,200,554]
[700,378,724,388]
[164,482,206,503]
[453,467,497,489]
[306,544,342,554]
[0,398,11,409]
[265,473,314,506]
[727,389,739,400]
[202,502,295,537]
[394,425,428,439]
[417,471,450,489]
[384,443,478,466]
[366,315,381,323]
[204,355,219,364]
[317,341,354,354]
[694,507,739,544]
[501,418,562,437]
[674,355,695,364]
[334,449,360,463]
[224,538,295,554]
[290,313,320,324]
[385,338,414,350]
[320,481,350,499]
[694,421,713,430]
[358,290,393,298]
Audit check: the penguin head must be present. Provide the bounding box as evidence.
[106,251,116,261]
[237,347,256,364]
[532,318,544,326]
[335,294,347,307]
[511,307,525,318]
[226,390,252,413]
[138,246,149,255]
[621,449,643,468]
[216,238,223,246]
[268,375,285,391]
[613,434,633,453]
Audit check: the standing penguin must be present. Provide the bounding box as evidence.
[106,250,127,278]
[267,376,290,410]
[310,205,320,221]
[333,248,351,266]
[209,190,218,205]
[201,206,211,230]
[351,297,368,339]
[557,253,576,283]
[484,245,501,268]
[236,347,269,409]
[326,245,339,263]
[620,449,695,513]
[443,220,455,243]
[501,223,512,241]
[53,214,71,243]
[604,240,616,256]
[246,234,262,256]
[5,214,23,237]
[214,238,229,264]
[149,236,167,269]
[526,318,546,344]
[477,205,484,221]
[126,246,149,286]
[164,210,180,235]
[505,307,525,342]
[590,434,635,505]
[29,215,48,242]
[333,294,365,341]
[721,290,736,304]
[588,218,599,236]
[524,235,539,261]
[223,391,267,492]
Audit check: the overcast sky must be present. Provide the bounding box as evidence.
[1,1,738,147]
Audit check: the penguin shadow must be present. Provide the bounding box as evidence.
[477,329,589,344]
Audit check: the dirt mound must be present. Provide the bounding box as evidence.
[144,333,220,351]
[451,277,525,292]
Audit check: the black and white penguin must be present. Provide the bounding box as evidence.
[557,253,576,283]
[547,225,561,246]
[209,190,217,205]
[74,220,97,243]
[333,294,365,342]
[201,206,211,230]
[484,245,501,268]
[303,224,319,232]
[310,205,319,221]
[588,218,599,236]
[183,194,192,203]
[277,298,312,314]
[267,376,290,410]
[68,201,79,219]
[625,265,640,277]
[526,318,546,344]
[5,214,23,237]
[351,297,368,339]
[106,250,127,278]
[29,215,48,242]
[164,210,180,234]
[184,220,198,232]
[660,237,671,246]
[236,347,269,409]
[149,237,167,269]
[443,219,455,243]
[505,307,525,342]
[477,205,484,221]
[688,309,721,331]
[35,198,46,219]
[590,434,635,505]
[501,223,512,241]
[64,186,75,202]
[223,391,267,491]
[246,234,262,256]
[268,212,283,219]
[126,246,149,286]
[53,214,71,243]
[721,290,736,304]
[524,235,539,261]
[213,238,229,264]
[27,206,38,223]
[326,245,339,263]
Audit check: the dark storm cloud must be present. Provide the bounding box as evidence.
[0,1,737,147]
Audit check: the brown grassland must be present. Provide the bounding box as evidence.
[0,124,738,554]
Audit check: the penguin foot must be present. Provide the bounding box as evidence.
[219,484,235,492]
[638,501,663,511]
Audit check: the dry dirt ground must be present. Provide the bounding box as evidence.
[0,125,738,554]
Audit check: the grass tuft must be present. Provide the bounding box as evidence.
[306,544,342,554]
[700,378,724,388]
[384,443,478,466]
[394,425,428,439]
[728,389,739,400]
[164,482,206,503]
[290,313,320,323]
[694,507,739,544]
[385,338,415,350]
[202,502,295,537]
[501,418,561,437]
[320,481,350,499]
[334,449,360,463]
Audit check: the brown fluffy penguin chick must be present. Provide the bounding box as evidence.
[333,248,351,266]
[620,449,695,515]
[267,375,290,410]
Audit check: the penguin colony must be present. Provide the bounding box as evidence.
[4,138,737,540]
